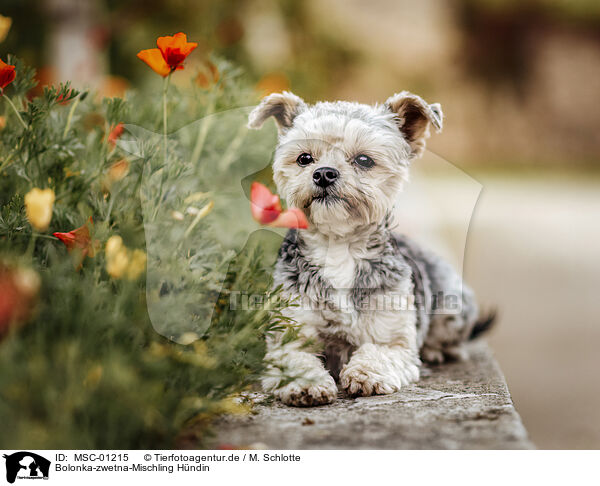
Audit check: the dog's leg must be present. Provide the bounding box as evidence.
[339,342,420,397]
[263,343,338,406]
[262,310,338,407]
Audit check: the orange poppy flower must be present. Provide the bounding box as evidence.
[107,122,124,147]
[196,61,221,89]
[196,60,220,89]
[137,49,171,77]
[256,72,290,97]
[157,33,198,68]
[53,218,100,260]
[250,182,308,229]
[137,32,198,77]
[0,58,16,92]
[102,158,130,192]
[107,158,129,182]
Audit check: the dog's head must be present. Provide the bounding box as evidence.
[248,91,442,234]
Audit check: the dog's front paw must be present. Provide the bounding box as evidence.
[339,344,419,397]
[275,376,338,407]
[339,363,399,397]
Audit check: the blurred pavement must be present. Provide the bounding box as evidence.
[463,173,600,449]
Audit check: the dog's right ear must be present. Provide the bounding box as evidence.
[247,91,306,133]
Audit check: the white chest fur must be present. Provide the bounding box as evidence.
[302,232,416,347]
[316,239,355,290]
[303,235,357,316]
[277,228,418,349]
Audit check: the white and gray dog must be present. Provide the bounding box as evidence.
[248,91,493,407]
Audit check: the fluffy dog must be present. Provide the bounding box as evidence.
[248,91,492,407]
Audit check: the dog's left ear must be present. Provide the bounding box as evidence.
[248,91,306,134]
[385,91,443,158]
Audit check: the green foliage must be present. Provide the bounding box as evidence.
[0,57,293,448]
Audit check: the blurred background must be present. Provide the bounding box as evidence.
[1,0,599,448]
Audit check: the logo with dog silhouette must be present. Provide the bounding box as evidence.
[3,452,50,483]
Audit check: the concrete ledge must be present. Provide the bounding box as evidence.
[214,341,533,449]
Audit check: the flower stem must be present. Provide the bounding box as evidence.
[63,97,81,138]
[2,93,27,130]
[220,123,247,170]
[105,192,116,223]
[26,232,38,258]
[190,89,216,167]
[0,152,15,174]
[162,73,171,166]
[33,233,58,240]
[153,73,172,221]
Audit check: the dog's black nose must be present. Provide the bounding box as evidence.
[312,167,339,188]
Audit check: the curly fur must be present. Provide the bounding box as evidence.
[249,91,486,407]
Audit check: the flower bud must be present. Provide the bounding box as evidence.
[24,188,55,231]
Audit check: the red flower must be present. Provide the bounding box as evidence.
[0,58,16,92]
[157,33,198,69]
[53,218,99,260]
[56,88,74,105]
[108,123,124,147]
[137,32,198,77]
[0,265,40,337]
[250,182,308,229]
[217,444,239,450]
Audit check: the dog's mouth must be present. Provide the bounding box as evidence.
[303,190,346,209]
[304,191,330,208]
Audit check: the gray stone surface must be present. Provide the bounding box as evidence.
[214,341,533,449]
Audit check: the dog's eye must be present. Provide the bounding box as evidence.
[296,153,314,167]
[354,154,375,169]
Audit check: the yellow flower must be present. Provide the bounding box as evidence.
[127,249,147,280]
[105,236,129,279]
[105,236,146,280]
[24,188,55,231]
[83,365,103,388]
[0,15,11,44]
[105,235,123,256]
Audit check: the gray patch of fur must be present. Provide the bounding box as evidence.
[392,234,480,362]
[274,222,479,366]
[275,229,332,306]
[350,217,412,311]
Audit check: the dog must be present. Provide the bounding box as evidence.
[247,91,493,406]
